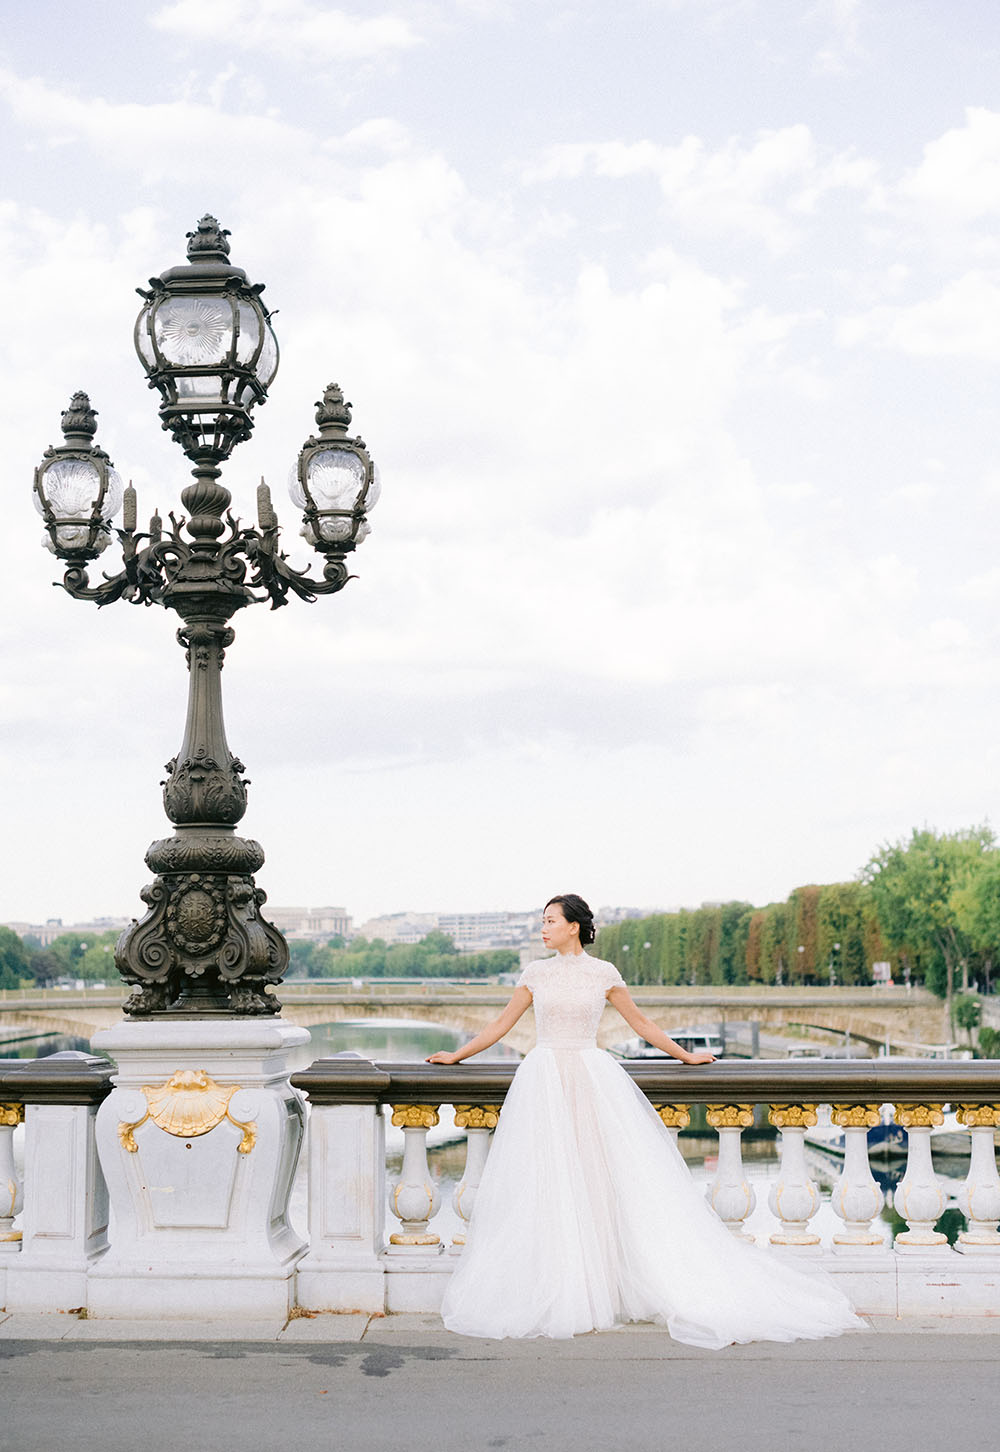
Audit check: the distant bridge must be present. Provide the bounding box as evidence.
[0,982,951,1057]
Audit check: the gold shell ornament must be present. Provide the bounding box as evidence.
[117,1069,257,1154]
[145,1069,236,1136]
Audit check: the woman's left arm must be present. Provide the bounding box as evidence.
[606,983,716,1064]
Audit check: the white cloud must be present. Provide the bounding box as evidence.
[150,0,422,62]
[811,0,866,75]
[841,272,1000,359]
[523,126,878,251]
[900,107,1000,224]
[0,66,320,181]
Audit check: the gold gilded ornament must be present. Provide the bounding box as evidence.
[706,1103,754,1129]
[768,1104,818,1129]
[117,1069,257,1153]
[391,1104,440,1129]
[653,1103,691,1130]
[893,1102,944,1129]
[453,1104,501,1130]
[831,1103,880,1129]
[0,1103,25,1127]
[956,1103,1000,1128]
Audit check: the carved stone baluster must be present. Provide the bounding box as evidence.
[387,1104,442,1252]
[829,1104,886,1248]
[705,1104,756,1241]
[450,1104,501,1248]
[767,1104,821,1248]
[893,1103,947,1249]
[954,1104,1000,1253]
[888,1097,946,1248]
[653,1103,690,1149]
[0,1103,24,1250]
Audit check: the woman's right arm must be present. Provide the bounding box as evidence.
[426,985,533,1064]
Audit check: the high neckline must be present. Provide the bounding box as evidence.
[554,949,588,960]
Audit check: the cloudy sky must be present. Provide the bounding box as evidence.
[4,1,1000,929]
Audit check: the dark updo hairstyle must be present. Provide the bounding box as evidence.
[545,893,596,946]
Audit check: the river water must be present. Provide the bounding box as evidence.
[9,1019,971,1244]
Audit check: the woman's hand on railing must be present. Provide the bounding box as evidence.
[426,1051,462,1065]
[685,1052,717,1065]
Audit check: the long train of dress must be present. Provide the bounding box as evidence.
[440,953,863,1347]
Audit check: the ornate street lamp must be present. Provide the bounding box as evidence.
[33,216,379,1018]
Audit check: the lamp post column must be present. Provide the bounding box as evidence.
[29,217,380,1319]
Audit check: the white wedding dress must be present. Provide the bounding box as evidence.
[440,950,863,1347]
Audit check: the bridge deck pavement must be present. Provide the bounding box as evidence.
[3,1313,1000,1452]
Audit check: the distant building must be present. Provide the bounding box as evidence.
[3,917,130,946]
[357,908,544,954]
[266,906,352,941]
[595,906,666,925]
[357,911,438,945]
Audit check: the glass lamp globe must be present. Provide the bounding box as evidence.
[134,215,279,464]
[289,384,379,552]
[33,393,124,558]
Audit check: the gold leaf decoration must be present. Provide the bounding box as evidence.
[118,1114,148,1153]
[453,1104,501,1130]
[706,1103,754,1129]
[768,1103,818,1129]
[118,1070,256,1153]
[0,1103,25,1127]
[956,1103,1000,1128]
[391,1104,440,1129]
[831,1103,880,1129]
[653,1103,691,1130]
[144,1069,237,1138]
[893,1102,944,1129]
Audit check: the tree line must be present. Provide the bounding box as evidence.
[3,823,999,1002]
[0,928,119,991]
[0,925,517,990]
[594,825,1000,1006]
[286,931,518,979]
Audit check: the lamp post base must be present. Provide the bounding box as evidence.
[89,1018,308,1320]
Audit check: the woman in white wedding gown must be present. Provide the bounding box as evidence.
[427,893,863,1347]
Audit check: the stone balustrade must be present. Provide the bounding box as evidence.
[2,1052,1000,1319]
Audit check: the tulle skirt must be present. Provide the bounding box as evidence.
[440,1043,863,1347]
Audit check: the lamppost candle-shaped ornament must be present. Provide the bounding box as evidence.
[33,217,379,1017]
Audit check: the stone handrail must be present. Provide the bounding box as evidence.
[291,1055,1000,1103]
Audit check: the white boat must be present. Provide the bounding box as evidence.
[620,1028,725,1059]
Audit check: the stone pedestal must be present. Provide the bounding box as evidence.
[5,1099,107,1313]
[88,1019,309,1319]
[295,1101,388,1313]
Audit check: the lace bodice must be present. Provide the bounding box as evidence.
[517,951,624,1045]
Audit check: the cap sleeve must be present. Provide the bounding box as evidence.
[517,961,541,993]
[602,960,625,992]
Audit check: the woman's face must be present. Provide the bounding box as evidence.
[541,902,579,953]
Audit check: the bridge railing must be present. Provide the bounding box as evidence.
[290,1056,1000,1316]
[3,1053,1000,1318]
[0,1052,114,1311]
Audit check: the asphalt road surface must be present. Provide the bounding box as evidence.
[3,1316,1000,1452]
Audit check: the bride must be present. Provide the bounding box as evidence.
[427,893,862,1347]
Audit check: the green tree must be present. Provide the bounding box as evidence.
[953,994,981,1046]
[27,949,62,986]
[862,825,996,1018]
[977,1025,1000,1058]
[952,851,1000,993]
[0,926,30,991]
[419,930,459,956]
